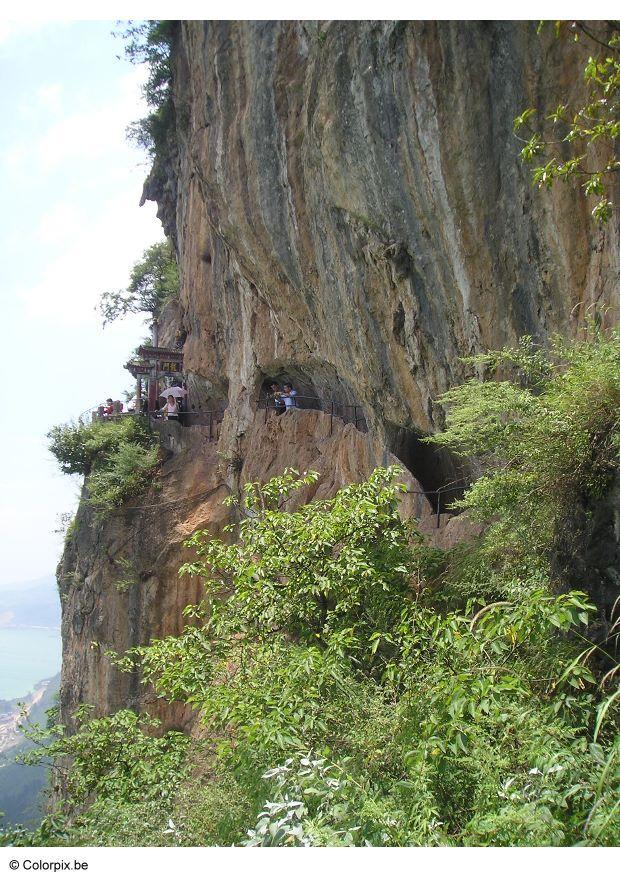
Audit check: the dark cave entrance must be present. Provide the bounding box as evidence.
[386,423,468,513]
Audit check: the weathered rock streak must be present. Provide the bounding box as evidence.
[155,20,618,444]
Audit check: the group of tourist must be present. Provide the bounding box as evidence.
[268,381,298,415]
[98,381,299,424]
[98,384,184,421]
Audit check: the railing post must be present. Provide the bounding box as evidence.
[436,487,442,529]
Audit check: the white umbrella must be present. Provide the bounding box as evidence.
[160,386,187,398]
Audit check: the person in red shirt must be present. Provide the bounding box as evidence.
[102,398,124,416]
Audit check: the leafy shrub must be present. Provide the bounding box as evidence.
[48,416,159,512]
[428,330,620,590]
[107,462,618,846]
[244,754,429,847]
[1,707,188,848]
[86,441,160,511]
[48,416,152,476]
[21,706,188,806]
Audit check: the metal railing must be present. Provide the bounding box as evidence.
[90,409,145,422]
[88,394,468,528]
[259,394,367,435]
[149,408,226,442]
[406,480,469,528]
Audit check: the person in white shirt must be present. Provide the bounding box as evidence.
[282,383,298,410]
[160,395,180,422]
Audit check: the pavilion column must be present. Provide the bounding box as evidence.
[151,318,159,414]
[148,375,157,413]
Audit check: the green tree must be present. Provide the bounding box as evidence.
[48,416,160,512]
[0,708,188,848]
[99,240,179,326]
[108,466,618,846]
[120,20,176,159]
[20,706,188,807]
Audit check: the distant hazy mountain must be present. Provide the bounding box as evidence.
[0,576,60,630]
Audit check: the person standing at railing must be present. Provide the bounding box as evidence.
[268,382,286,416]
[282,383,298,411]
[101,398,124,417]
[160,394,180,423]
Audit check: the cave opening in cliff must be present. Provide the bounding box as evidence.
[260,373,321,409]
[386,424,468,513]
[258,363,367,430]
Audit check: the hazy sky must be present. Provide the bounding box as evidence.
[0,21,161,585]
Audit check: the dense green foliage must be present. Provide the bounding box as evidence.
[21,706,187,806]
[429,330,620,598]
[1,708,188,847]
[48,416,150,476]
[47,416,159,512]
[109,468,617,845]
[16,331,619,846]
[99,240,179,325]
[0,677,60,828]
[515,21,619,223]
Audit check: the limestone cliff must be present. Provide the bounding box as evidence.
[150,21,617,444]
[60,20,619,724]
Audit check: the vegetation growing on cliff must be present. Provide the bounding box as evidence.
[99,240,179,326]
[48,417,159,513]
[121,20,176,161]
[0,709,188,847]
[429,329,620,598]
[9,331,618,848]
[104,468,617,847]
[515,21,619,223]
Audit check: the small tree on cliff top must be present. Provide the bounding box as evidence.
[119,20,176,159]
[99,240,179,326]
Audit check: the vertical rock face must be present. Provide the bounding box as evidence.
[150,20,617,450]
[60,21,619,723]
[58,435,228,727]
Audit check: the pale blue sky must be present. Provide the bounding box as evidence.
[0,21,162,585]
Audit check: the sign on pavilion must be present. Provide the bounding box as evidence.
[125,345,185,412]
